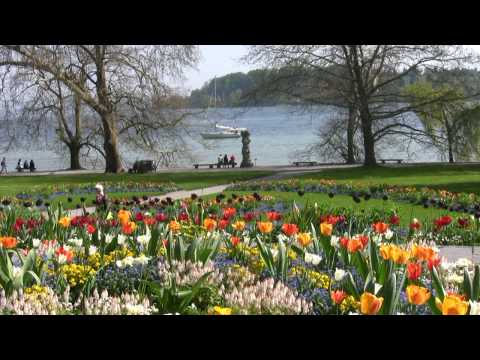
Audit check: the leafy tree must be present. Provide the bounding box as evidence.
[404,82,480,162]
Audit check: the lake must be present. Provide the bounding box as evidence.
[1,105,441,171]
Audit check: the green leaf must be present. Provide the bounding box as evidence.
[345,272,360,300]
[464,268,473,301]
[473,265,480,301]
[380,272,396,315]
[430,266,446,301]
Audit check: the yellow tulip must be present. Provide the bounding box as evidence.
[320,222,333,236]
[406,285,431,305]
[297,232,312,247]
[211,306,232,315]
[232,220,246,231]
[390,247,409,264]
[436,295,469,315]
[360,292,383,315]
[379,244,391,260]
[257,221,273,234]
[58,216,71,228]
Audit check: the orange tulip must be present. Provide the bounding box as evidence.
[347,238,363,253]
[320,222,333,236]
[232,220,246,232]
[122,221,137,235]
[372,222,389,234]
[296,232,312,247]
[436,295,469,315]
[0,236,17,249]
[257,221,273,234]
[331,290,347,305]
[169,220,181,233]
[231,236,241,247]
[118,209,131,226]
[203,218,217,232]
[360,292,384,315]
[406,285,431,305]
[281,223,299,237]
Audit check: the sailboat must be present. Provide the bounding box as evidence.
[200,76,247,140]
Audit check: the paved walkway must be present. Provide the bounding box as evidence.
[439,246,480,264]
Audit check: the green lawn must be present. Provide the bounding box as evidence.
[217,190,457,227]
[0,171,274,207]
[294,164,480,194]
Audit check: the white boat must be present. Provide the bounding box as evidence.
[201,124,246,139]
[200,77,247,140]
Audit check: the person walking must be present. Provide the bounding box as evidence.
[95,184,109,212]
[0,157,7,174]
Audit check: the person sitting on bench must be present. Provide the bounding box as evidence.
[223,154,229,168]
[217,154,223,168]
[229,155,235,168]
[23,160,29,170]
[16,159,23,172]
[29,159,36,172]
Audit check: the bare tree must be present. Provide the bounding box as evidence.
[0,45,200,172]
[245,45,477,166]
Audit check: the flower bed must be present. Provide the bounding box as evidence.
[9,181,180,202]
[227,179,480,216]
[0,191,480,315]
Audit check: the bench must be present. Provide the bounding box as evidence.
[129,160,156,173]
[379,159,403,164]
[293,161,319,167]
[194,162,237,169]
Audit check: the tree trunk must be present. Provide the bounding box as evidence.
[444,116,455,163]
[102,112,123,173]
[359,104,376,166]
[95,46,123,173]
[69,143,82,170]
[346,104,356,164]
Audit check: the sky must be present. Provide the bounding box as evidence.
[178,45,480,93]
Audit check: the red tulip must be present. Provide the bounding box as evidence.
[458,218,469,228]
[231,236,241,247]
[155,213,168,222]
[389,215,400,225]
[243,212,256,222]
[407,262,422,281]
[135,212,144,221]
[178,212,189,222]
[281,223,299,237]
[266,211,282,222]
[427,255,441,270]
[331,290,347,305]
[218,219,229,230]
[86,224,96,234]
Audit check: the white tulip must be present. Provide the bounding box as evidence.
[116,260,124,269]
[470,301,480,315]
[330,235,340,248]
[334,268,346,282]
[134,254,150,266]
[117,234,127,246]
[89,245,97,255]
[304,252,322,266]
[384,229,394,240]
[105,234,114,244]
[32,238,40,248]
